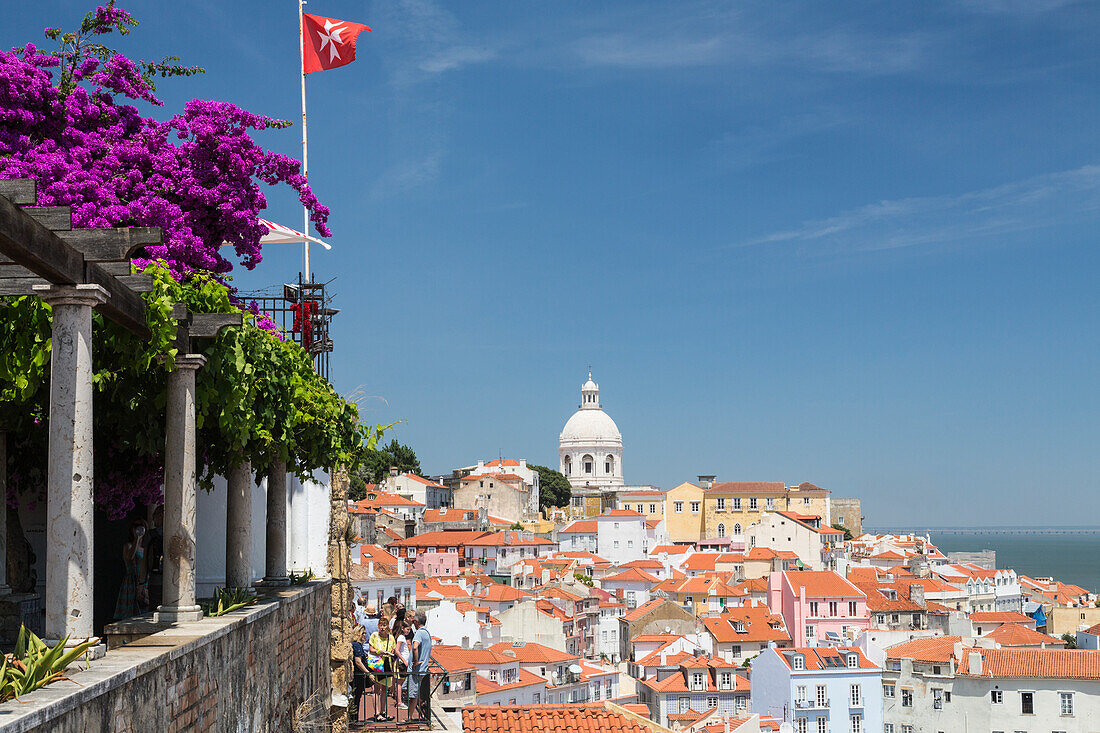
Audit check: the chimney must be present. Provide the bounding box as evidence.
[368,560,375,578]
[389,466,399,477]
[398,557,406,576]
[478,506,489,530]
[967,650,982,675]
[660,649,667,665]
[477,460,484,469]
[698,475,716,489]
[908,583,925,607]
[520,459,527,469]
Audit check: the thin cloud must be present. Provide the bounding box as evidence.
[737,165,1100,254]
[419,45,498,73]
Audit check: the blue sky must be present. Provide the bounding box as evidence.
[9,1,1100,526]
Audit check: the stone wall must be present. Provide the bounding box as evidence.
[0,581,330,733]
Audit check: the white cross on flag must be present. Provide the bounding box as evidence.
[302,13,371,74]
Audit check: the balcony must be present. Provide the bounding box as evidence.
[794,699,830,709]
[349,668,450,731]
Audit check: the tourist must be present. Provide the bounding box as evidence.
[361,603,379,636]
[350,625,370,724]
[368,621,397,722]
[145,506,164,609]
[114,520,148,619]
[395,620,412,712]
[409,610,433,722]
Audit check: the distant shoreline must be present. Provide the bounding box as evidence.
[868,526,1100,534]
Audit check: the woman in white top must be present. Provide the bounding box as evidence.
[395,621,412,711]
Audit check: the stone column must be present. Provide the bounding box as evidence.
[225,457,253,588]
[154,354,206,623]
[263,460,289,585]
[34,284,108,643]
[0,432,11,595]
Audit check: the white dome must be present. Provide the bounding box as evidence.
[560,408,622,445]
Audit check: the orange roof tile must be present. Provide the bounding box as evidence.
[702,605,790,644]
[391,530,494,547]
[969,611,1033,625]
[462,705,657,733]
[704,482,786,494]
[559,520,598,534]
[776,646,878,671]
[466,530,556,546]
[886,636,964,663]
[784,570,865,598]
[958,648,1100,679]
[488,641,578,664]
[985,623,1064,647]
[622,598,667,623]
[603,568,661,585]
[475,668,547,693]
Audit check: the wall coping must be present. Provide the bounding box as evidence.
[0,580,330,733]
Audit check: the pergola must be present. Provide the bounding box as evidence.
[0,178,289,649]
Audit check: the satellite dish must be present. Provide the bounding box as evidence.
[568,664,584,674]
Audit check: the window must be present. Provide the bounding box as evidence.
[816,685,827,707]
[805,625,815,640]
[732,644,742,657]
[849,601,857,616]
[679,697,690,713]
[649,503,657,514]
[818,720,828,733]
[628,540,634,548]
[721,672,732,690]
[795,685,806,702]
[626,591,636,608]
[849,714,862,733]
[810,602,819,616]
[765,497,775,511]
[637,504,644,513]
[691,672,705,690]
[733,497,742,510]
[706,695,718,709]
[1061,691,1074,715]
[733,523,742,535]
[796,719,808,733]
[594,686,600,700]
[690,501,700,513]
[717,497,726,510]
[847,653,858,668]
[804,496,811,504]
[850,683,861,706]
[902,689,913,707]
[901,727,913,733]
[614,540,620,548]
[829,601,838,617]
[883,684,895,698]
[933,688,943,710]
[675,502,684,513]
[717,523,726,537]
[990,690,1003,704]
[793,655,805,670]
[489,670,498,681]
[1020,691,1033,715]
[884,726,893,733]
[749,497,758,510]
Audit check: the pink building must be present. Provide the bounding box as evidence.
[768,570,869,646]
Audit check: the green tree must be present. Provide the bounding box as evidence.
[349,438,422,500]
[1062,633,1078,649]
[530,463,571,511]
[832,523,854,541]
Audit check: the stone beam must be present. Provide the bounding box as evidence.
[0,179,35,205]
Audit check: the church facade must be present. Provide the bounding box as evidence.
[559,372,624,517]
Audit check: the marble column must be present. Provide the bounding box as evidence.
[264,461,289,585]
[0,432,11,595]
[154,354,206,623]
[34,284,108,643]
[225,457,253,588]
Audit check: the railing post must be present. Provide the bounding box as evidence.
[34,283,108,648]
[155,354,207,623]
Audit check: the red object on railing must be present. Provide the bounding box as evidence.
[290,300,319,350]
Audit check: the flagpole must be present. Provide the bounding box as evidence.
[298,0,311,281]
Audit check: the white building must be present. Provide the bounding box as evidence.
[884,637,1100,733]
[596,600,626,662]
[559,372,624,502]
[745,512,844,571]
[557,518,598,554]
[595,508,648,564]
[426,599,501,649]
[601,567,660,611]
[377,469,451,509]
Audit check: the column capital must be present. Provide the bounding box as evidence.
[32,283,109,308]
[174,354,208,371]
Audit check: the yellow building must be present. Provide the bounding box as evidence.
[702,481,788,540]
[664,482,705,543]
[787,482,831,525]
[618,488,668,523]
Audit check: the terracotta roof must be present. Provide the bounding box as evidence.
[431,644,513,670]
[636,649,696,667]
[461,472,526,484]
[649,544,692,556]
[478,584,533,602]
[559,520,597,534]
[683,553,744,571]
[702,605,790,644]
[359,544,399,566]
[958,648,1100,679]
[622,598,666,623]
[619,704,651,717]
[421,507,478,523]
[1085,622,1100,636]
[462,705,658,733]
[969,611,1033,625]
[603,568,661,585]
[466,531,556,547]
[985,623,1064,647]
[885,636,964,663]
[783,570,865,598]
[400,473,449,489]
[620,559,665,570]
[776,646,878,671]
[349,491,425,513]
[390,530,494,547]
[775,511,843,535]
[638,662,751,693]
[484,459,522,467]
[666,707,714,724]
[488,642,578,664]
[704,482,786,494]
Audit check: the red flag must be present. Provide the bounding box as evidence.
[302,13,371,74]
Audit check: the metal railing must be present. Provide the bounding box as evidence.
[349,663,449,731]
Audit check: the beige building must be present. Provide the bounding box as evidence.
[703,481,789,540]
[664,482,706,543]
[830,497,863,536]
[452,472,536,524]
